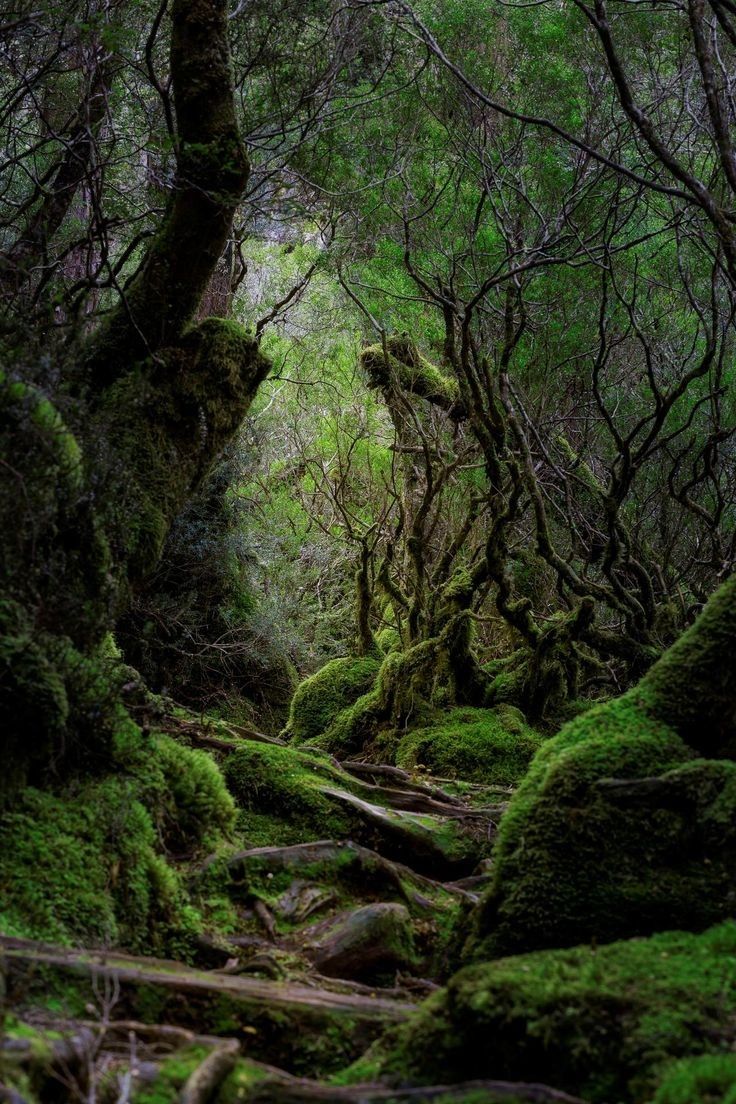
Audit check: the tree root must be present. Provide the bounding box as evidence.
[179,1038,240,1104]
[224,840,477,908]
[236,1061,590,1103]
[341,762,465,806]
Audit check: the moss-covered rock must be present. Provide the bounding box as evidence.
[306,902,418,982]
[469,577,736,957]
[284,656,381,745]
[356,921,736,1104]
[394,705,542,786]
[154,734,236,851]
[0,726,242,953]
[0,778,196,952]
[652,1055,736,1104]
[222,742,356,846]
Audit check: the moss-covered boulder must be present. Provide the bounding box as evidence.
[284,656,380,744]
[394,705,542,786]
[222,742,356,847]
[354,921,736,1104]
[469,576,736,957]
[0,729,235,953]
[652,1055,736,1104]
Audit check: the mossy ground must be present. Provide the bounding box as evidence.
[352,920,736,1104]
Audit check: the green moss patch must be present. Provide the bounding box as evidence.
[222,742,357,845]
[469,692,736,956]
[394,705,543,786]
[284,656,380,744]
[361,921,736,1104]
[0,779,192,952]
[0,728,240,954]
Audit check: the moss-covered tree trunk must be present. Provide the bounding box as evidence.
[0,0,270,802]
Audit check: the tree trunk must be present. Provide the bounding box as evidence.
[0,0,270,801]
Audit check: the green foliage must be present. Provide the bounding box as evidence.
[284,655,381,743]
[394,705,543,786]
[363,921,736,1104]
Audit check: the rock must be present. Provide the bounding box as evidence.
[306,903,417,982]
[358,920,736,1104]
[469,696,736,959]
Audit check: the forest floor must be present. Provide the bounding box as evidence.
[0,712,586,1103]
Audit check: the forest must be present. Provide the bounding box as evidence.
[1,0,736,1099]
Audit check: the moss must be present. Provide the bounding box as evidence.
[467,576,736,957]
[134,1045,210,1104]
[0,779,188,951]
[284,656,380,744]
[154,734,236,851]
[394,705,543,786]
[0,615,145,804]
[93,317,270,591]
[222,742,355,844]
[469,693,736,956]
[0,371,82,488]
[375,625,401,653]
[364,921,736,1104]
[631,573,736,758]
[312,649,438,759]
[0,725,248,953]
[360,335,460,411]
[313,683,388,758]
[652,1055,736,1103]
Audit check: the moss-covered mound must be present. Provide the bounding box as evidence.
[284,656,380,745]
[221,740,489,875]
[469,695,736,957]
[469,576,736,957]
[394,705,542,786]
[0,729,235,953]
[222,742,356,847]
[652,1055,736,1104]
[355,921,736,1104]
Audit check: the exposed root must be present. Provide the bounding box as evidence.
[224,840,477,906]
[179,1038,240,1104]
[341,762,465,806]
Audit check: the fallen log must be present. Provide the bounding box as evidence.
[0,935,413,1073]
